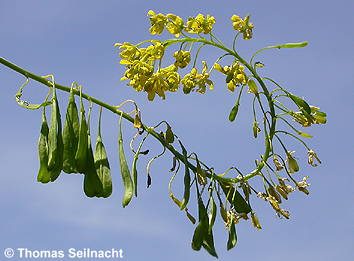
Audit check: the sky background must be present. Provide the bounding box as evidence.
[0,0,353,260]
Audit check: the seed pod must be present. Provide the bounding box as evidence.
[267,185,282,203]
[208,196,217,234]
[247,79,258,94]
[191,199,208,251]
[228,103,239,122]
[227,219,237,250]
[253,121,260,138]
[62,88,80,173]
[287,152,299,173]
[178,141,191,210]
[133,113,142,129]
[251,211,262,230]
[185,210,196,224]
[83,135,104,197]
[165,126,174,143]
[47,95,63,181]
[75,99,88,173]
[118,114,134,207]
[94,108,112,198]
[37,108,51,183]
[220,182,251,214]
[220,203,228,223]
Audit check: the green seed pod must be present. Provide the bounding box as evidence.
[220,182,251,214]
[208,196,217,234]
[220,203,228,223]
[202,230,218,258]
[251,211,262,230]
[37,109,51,183]
[247,79,258,94]
[62,88,80,173]
[185,210,196,224]
[178,141,190,210]
[253,121,260,138]
[267,185,282,204]
[118,114,134,207]
[75,102,88,173]
[94,109,112,198]
[83,134,104,198]
[287,152,299,173]
[47,96,63,181]
[191,222,204,251]
[228,103,239,122]
[227,221,237,250]
[165,126,174,143]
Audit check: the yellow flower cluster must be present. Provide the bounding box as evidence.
[173,50,191,68]
[148,10,184,37]
[116,40,182,100]
[147,11,216,36]
[231,15,254,40]
[213,62,248,92]
[181,61,214,94]
[185,14,216,34]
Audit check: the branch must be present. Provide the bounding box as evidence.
[0,56,256,184]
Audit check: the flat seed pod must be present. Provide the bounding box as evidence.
[118,114,134,207]
[62,88,80,173]
[37,109,51,183]
[47,97,59,170]
[94,137,112,198]
[178,141,190,210]
[83,133,104,198]
[47,95,63,181]
[220,182,252,214]
[75,104,88,173]
[227,221,237,250]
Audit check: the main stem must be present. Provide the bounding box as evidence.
[0,56,258,184]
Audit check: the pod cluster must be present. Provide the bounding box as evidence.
[37,87,112,198]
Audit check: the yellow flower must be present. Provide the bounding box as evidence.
[115,42,141,63]
[147,10,167,35]
[173,50,191,68]
[230,14,254,40]
[143,65,181,101]
[166,14,184,37]
[185,14,216,34]
[146,40,165,61]
[307,150,321,167]
[181,62,214,94]
[214,62,247,92]
[296,176,310,195]
[181,68,198,93]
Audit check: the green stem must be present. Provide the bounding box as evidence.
[163,37,277,182]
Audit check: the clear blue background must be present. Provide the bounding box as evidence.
[1,0,353,260]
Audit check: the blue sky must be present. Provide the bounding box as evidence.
[0,0,353,260]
